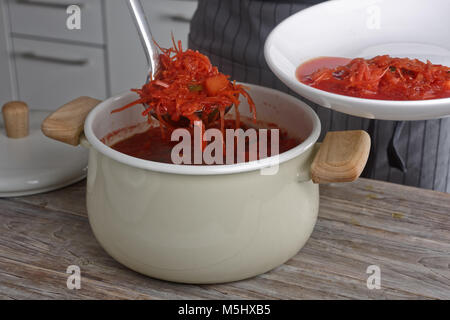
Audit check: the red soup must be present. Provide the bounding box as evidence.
[297,55,450,100]
[107,120,301,164]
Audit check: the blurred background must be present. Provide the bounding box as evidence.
[0,0,198,110]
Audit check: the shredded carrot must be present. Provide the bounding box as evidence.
[112,38,256,134]
[301,55,450,100]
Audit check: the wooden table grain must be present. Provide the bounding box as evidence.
[0,178,449,300]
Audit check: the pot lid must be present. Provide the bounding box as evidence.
[0,110,87,197]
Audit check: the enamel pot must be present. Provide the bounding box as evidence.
[42,83,370,284]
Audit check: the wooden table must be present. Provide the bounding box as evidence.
[0,178,449,300]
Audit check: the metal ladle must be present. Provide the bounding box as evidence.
[127,0,231,127]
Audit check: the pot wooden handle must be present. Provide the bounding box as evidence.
[41,96,101,146]
[311,130,371,184]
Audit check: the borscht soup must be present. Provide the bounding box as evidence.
[105,119,301,165]
[297,55,450,100]
[106,40,302,165]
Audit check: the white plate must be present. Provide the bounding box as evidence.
[0,110,88,197]
[264,0,450,120]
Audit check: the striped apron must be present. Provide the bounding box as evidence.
[189,0,450,192]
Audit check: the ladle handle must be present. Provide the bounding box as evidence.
[311,130,371,184]
[127,0,159,79]
[41,96,101,146]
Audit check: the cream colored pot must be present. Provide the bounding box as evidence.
[42,84,370,284]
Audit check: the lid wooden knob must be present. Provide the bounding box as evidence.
[2,101,29,139]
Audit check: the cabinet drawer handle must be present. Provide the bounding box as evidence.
[163,14,192,23]
[16,0,84,9]
[17,52,89,66]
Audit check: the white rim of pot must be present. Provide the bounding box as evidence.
[84,84,321,175]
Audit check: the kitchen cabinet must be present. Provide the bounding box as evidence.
[0,1,14,103]
[0,0,198,110]
[8,0,104,45]
[13,38,107,109]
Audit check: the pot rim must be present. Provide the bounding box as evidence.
[84,83,321,175]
